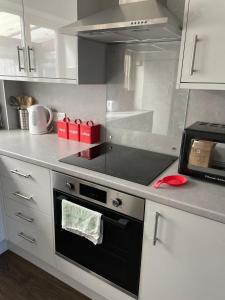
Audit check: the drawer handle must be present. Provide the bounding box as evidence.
[13,192,33,201]
[10,169,31,178]
[15,212,34,223]
[17,232,36,244]
[153,212,160,246]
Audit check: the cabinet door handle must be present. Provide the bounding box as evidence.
[28,46,36,72]
[15,212,34,223]
[10,169,31,178]
[153,212,160,246]
[17,232,36,244]
[190,34,199,76]
[17,46,25,72]
[13,192,33,201]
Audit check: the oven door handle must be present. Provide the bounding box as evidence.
[102,216,129,229]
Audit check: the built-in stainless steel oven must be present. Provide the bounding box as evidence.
[52,171,145,297]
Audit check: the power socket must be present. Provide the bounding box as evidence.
[56,112,66,120]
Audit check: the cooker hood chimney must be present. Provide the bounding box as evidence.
[60,0,181,43]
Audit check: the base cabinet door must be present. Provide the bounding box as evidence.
[139,201,225,300]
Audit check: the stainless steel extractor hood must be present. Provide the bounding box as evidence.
[60,0,181,43]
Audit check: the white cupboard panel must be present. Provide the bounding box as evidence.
[139,201,225,300]
[179,0,225,86]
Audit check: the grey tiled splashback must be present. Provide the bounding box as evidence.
[186,90,225,126]
[21,82,107,126]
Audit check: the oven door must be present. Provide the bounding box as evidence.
[53,190,143,296]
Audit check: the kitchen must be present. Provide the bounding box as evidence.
[0,0,225,300]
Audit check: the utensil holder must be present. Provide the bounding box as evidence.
[18,109,29,130]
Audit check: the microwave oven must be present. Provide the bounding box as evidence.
[179,122,225,184]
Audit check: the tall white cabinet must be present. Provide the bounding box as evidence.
[177,0,225,90]
[139,201,225,300]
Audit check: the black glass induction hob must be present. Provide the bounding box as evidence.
[59,143,177,186]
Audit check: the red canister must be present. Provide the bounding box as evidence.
[80,121,101,144]
[57,117,70,139]
[68,119,82,141]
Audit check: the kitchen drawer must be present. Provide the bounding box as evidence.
[0,155,50,186]
[5,216,55,266]
[4,197,53,235]
[2,176,52,215]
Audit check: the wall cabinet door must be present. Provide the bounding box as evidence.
[22,0,77,80]
[139,201,225,300]
[178,0,225,89]
[0,0,27,77]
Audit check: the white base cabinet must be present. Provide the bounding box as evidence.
[139,201,225,300]
[0,155,55,266]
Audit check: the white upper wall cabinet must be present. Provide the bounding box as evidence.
[0,0,26,77]
[23,0,77,80]
[0,0,106,83]
[177,0,225,90]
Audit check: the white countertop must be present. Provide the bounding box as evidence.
[1,130,225,224]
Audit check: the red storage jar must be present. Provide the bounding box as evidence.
[68,119,82,141]
[57,117,70,139]
[80,121,101,144]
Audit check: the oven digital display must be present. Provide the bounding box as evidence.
[80,183,107,203]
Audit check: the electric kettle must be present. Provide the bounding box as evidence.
[28,104,53,135]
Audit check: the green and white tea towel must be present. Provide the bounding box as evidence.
[61,199,103,245]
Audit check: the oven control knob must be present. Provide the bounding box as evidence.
[112,198,122,208]
[66,182,74,190]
